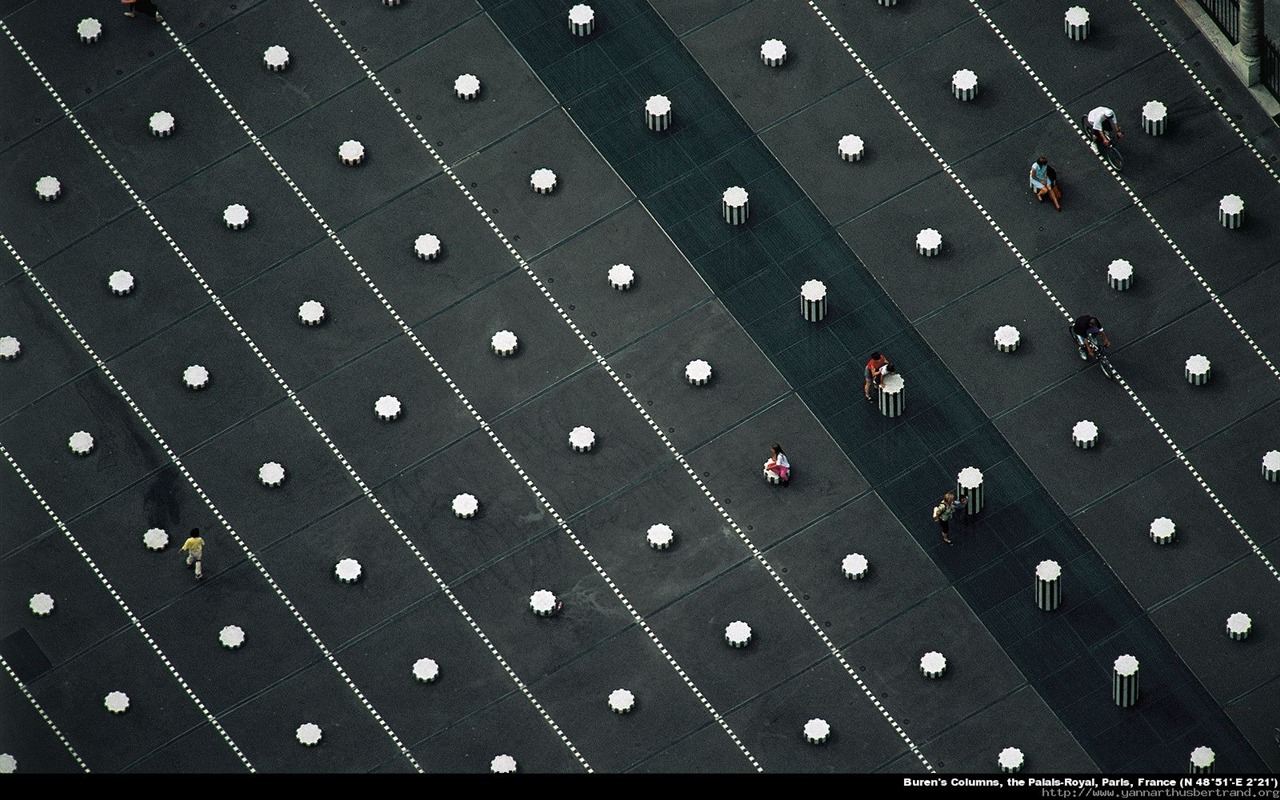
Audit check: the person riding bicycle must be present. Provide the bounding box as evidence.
[1072,314,1112,360]
[1083,106,1123,154]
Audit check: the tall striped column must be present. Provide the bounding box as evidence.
[1112,654,1139,707]
[722,186,749,225]
[1189,746,1215,774]
[1035,560,1061,611]
[800,279,827,322]
[956,466,984,514]
[878,373,905,417]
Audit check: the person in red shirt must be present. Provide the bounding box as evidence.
[864,352,892,401]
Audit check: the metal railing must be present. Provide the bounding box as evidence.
[1196,0,1240,43]
[1264,35,1280,103]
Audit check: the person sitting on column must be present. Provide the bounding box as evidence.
[1029,156,1062,212]
[863,351,893,402]
[764,443,790,486]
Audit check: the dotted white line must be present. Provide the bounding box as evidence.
[0,434,252,769]
[0,652,91,772]
[0,23,427,774]
[1127,0,1280,187]
[805,1,1278,587]
[305,0,916,773]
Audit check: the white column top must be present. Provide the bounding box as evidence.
[880,372,904,394]
[568,4,594,25]
[1226,612,1251,634]
[1073,420,1098,439]
[1142,100,1167,119]
[455,74,481,96]
[916,228,943,249]
[1035,560,1061,581]
[957,466,983,488]
[803,718,830,740]
[722,186,749,206]
[1190,746,1215,768]
[1219,194,1244,214]
[842,553,868,575]
[645,94,671,115]
[1107,258,1133,279]
[1113,654,1139,676]
[760,39,787,61]
[920,651,947,672]
[998,747,1024,769]
[1185,354,1211,373]
[1264,450,1280,470]
[452,493,479,517]
[1150,517,1176,537]
[800,279,827,301]
[1065,6,1090,24]
[685,359,712,382]
[952,69,978,89]
[647,523,674,547]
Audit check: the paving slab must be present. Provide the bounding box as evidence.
[562,461,752,617]
[811,0,979,74]
[412,270,595,423]
[30,209,212,364]
[628,719,758,772]
[760,492,949,649]
[1226,675,1280,772]
[123,721,253,773]
[1071,459,1253,610]
[686,395,870,551]
[373,430,561,587]
[333,590,536,751]
[0,371,169,522]
[1183,399,1280,548]
[1220,260,1280,367]
[177,399,363,553]
[681,0,857,133]
[377,13,558,166]
[0,276,96,420]
[0,678,87,773]
[647,0,750,37]
[145,144,326,295]
[452,109,635,260]
[841,589,1029,743]
[0,463,54,559]
[527,202,713,357]
[333,171,523,329]
[529,624,726,772]
[722,654,916,772]
[217,660,402,772]
[27,629,208,771]
[0,41,63,159]
[312,0,479,73]
[180,0,366,136]
[294,333,480,488]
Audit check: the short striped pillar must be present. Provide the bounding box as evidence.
[1150,517,1176,545]
[258,461,286,487]
[722,186,749,225]
[608,689,635,714]
[1185,354,1211,385]
[957,466,984,514]
[338,140,365,166]
[491,330,518,357]
[0,336,20,361]
[803,718,830,744]
[1226,612,1251,641]
[374,395,402,422]
[994,325,1020,353]
[800,279,827,322]
[763,466,784,485]
[1264,450,1280,482]
[647,523,674,550]
[531,168,557,194]
[952,69,978,101]
[608,263,635,290]
[685,359,712,386]
[452,493,479,519]
[760,39,787,67]
[382,0,401,6]
[412,657,439,683]
[1035,560,1062,611]
[298,300,325,326]
[878,0,897,5]
[35,176,61,202]
[725,620,752,648]
[568,4,594,36]
[223,204,250,230]
[455,74,481,100]
[78,18,103,44]
[1107,259,1134,291]
[108,270,135,297]
[1112,654,1139,707]
[530,589,558,616]
[29,593,54,616]
[645,95,672,131]
[915,227,942,256]
[490,755,518,774]
[296,723,322,746]
[878,372,905,417]
[1189,746,1215,774]
[998,747,1024,773]
[149,111,176,138]
[1142,101,1167,136]
[1218,194,1243,229]
[183,365,210,390]
[838,134,864,162]
[841,553,869,580]
[263,45,290,72]
[1073,420,1099,449]
[1064,6,1090,41]
[334,558,362,584]
[920,651,947,679]
[569,425,595,452]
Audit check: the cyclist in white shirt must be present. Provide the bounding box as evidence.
[1083,106,1123,152]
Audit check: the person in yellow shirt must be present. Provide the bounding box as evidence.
[180,528,205,580]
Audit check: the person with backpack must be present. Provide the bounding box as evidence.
[932,492,967,545]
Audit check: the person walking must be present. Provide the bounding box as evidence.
[863,352,893,402]
[932,492,967,545]
[763,443,790,485]
[1029,156,1062,211]
[122,0,164,22]
[180,527,204,580]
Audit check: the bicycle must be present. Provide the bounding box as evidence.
[1080,116,1124,171]
[1070,325,1117,380]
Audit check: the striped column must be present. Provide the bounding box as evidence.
[1150,517,1176,545]
[1189,746,1215,774]
[263,45,290,72]
[1112,654,1139,707]
[841,553,869,580]
[454,74,481,100]
[920,651,947,679]
[1107,259,1134,290]
[1218,194,1244,229]
[1064,6,1090,40]
[722,186,749,225]
[647,524,674,550]
[1142,101,1167,136]
[957,466,984,514]
[761,39,787,67]
[608,263,635,290]
[645,95,672,131]
[838,134,864,162]
[915,227,942,256]
[77,18,103,44]
[800,279,827,322]
[1185,355,1211,385]
[994,325,1020,352]
[878,372,905,417]
[568,4,595,36]
[149,111,176,138]
[725,620,752,648]
[803,718,829,744]
[1226,612,1251,641]
[952,69,978,101]
[998,747,1024,773]
[1264,450,1280,482]
[1035,560,1061,611]
[685,359,712,386]
[1073,420,1099,449]
[34,176,60,202]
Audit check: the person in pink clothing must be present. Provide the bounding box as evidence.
[764,443,790,486]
